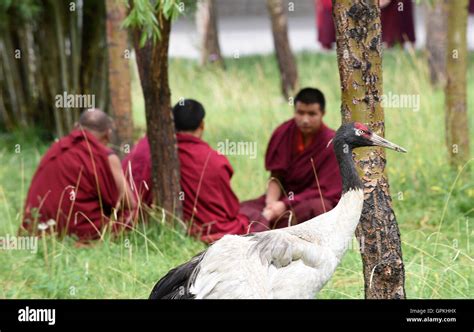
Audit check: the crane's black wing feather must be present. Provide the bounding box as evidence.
[149,251,206,299]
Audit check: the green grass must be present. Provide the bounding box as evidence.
[1,49,473,299]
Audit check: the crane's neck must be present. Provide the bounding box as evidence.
[333,139,363,193]
[326,139,365,257]
[294,137,365,258]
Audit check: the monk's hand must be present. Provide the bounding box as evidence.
[262,201,287,221]
[262,207,273,221]
[270,201,287,218]
[380,0,391,8]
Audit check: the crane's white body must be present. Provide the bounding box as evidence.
[189,189,364,299]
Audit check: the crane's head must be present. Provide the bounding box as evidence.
[333,122,407,153]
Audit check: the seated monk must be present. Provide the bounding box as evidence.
[240,87,342,228]
[122,99,270,243]
[21,109,136,241]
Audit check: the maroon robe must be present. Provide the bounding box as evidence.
[122,137,153,207]
[123,134,256,243]
[240,120,342,227]
[21,130,122,240]
[380,0,416,47]
[316,0,334,49]
[315,0,416,48]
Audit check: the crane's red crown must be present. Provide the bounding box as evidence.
[354,122,370,132]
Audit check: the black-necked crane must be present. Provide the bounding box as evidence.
[149,122,407,299]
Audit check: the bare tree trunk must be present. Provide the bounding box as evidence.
[1,17,28,128]
[333,0,406,299]
[51,0,73,132]
[0,49,17,130]
[15,25,35,123]
[0,0,108,137]
[131,12,182,218]
[0,37,21,129]
[196,0,224,68]
[81,0,109,114]
[0,83,10,130]
[106,0,134,154]
[445,0,470,168]
[266,0,298,99]
[70,0,82,121]
[35,6,63,136]
[426,0,448,87]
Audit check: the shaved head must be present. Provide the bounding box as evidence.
[78,109,114,133]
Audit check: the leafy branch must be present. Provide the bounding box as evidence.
[122,0,192,47]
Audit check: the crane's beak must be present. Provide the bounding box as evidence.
[370,133,407,153]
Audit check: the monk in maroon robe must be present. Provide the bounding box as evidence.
[380,0,416,47]
[315,0,334,49]
[122,137,153,207]
[240,88,342,228]
[21,109,136,241]
[123,99,269,243]
[315,0,416,49]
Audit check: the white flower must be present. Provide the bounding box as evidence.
[46,219,56,227]
[38,223,48,231]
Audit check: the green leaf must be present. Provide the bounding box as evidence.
[139,31,148,47]
[122,0,185,47]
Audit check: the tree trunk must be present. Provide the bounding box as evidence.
[332,0,406,299]
[81,0,109,114]
[70,0,82,122]
[131,13,182,218]
[0,0,109,137]
[196,0,224,68]
[266,0,298,99]
[106,0,134,154]
[1,16,28,128]
[426,0,448,87]
[17,23,39,125]
[0,50,17,130]
[51,0,73,132]
[445,0,470,168]
[0,35,21,129]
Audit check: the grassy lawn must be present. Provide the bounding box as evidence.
[0,49,473,299]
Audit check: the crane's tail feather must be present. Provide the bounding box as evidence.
[149,251,206,299]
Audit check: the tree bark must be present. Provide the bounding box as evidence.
[34,4,62,136]
[426,0,448,87]
[0,0,109,137]
[266,0,298,99]
[131,12,182,218]
[1,16,28,128]
[0,49,18,130]
[196,0,224,68]
[0,34,21,129]
[51,0,73,132]
[445,0,470,168]
[81,0,109,113]
[70,0,82,122]
[332,0,406,299]
[106,0,134,154]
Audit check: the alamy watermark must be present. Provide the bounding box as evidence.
[0,234,38,254]
[381,92,420,112]
[18,306,55,325]
[217,139,257,159]
[55,91,95,109]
